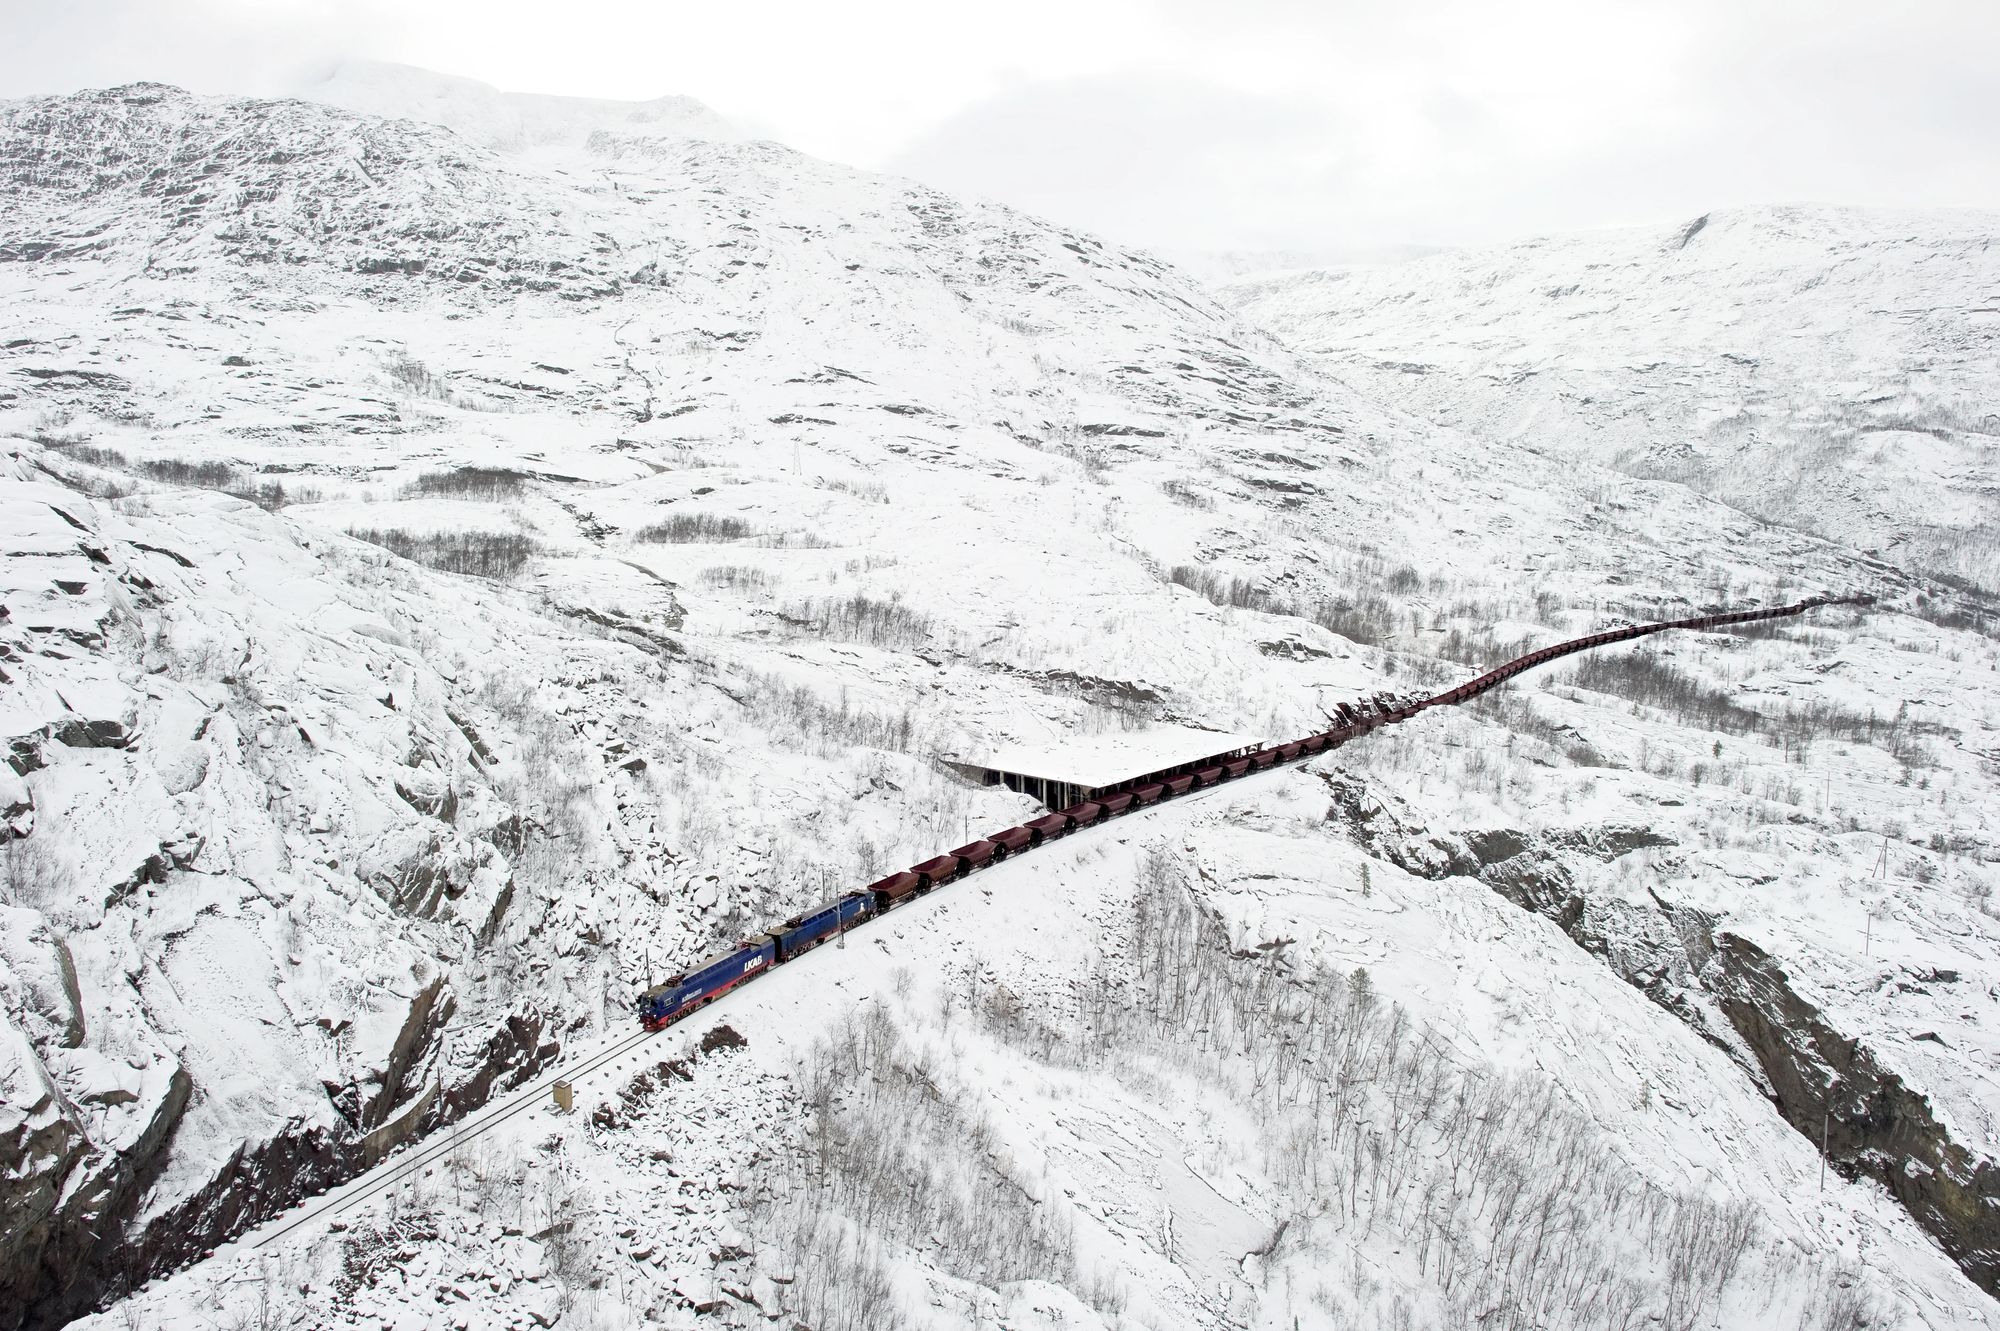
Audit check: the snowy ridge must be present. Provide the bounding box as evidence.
[1221,204,2000,590]
[294,60,741,153]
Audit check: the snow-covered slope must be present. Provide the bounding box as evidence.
[1,83,1997,1330]
[1222,206,2000,590]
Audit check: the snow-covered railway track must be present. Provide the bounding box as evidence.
[248,1023,663,1249]
[245,594,1868,1251]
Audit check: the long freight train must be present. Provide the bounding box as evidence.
[638,593,1869,1029]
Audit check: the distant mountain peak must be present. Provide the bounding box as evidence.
[291,58,740,153]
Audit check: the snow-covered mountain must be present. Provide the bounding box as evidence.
[2,81,1997,1331]
[1221,206,2000,591]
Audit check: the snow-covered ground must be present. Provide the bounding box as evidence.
[64,806,2000,1329]
[2,75,1996,1329]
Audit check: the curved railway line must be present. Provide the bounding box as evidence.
[247,592,1868,1249]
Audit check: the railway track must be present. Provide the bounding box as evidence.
[245,592,1868,1244]
[248,1024,663,1249]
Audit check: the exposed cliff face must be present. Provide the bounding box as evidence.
[1710,933,2000,1293]
[18,1007,555,1331]
[1322,767,1999,1294]
[1,920,554,1330]
[3,1062,190,1330]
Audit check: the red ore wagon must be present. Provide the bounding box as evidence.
[989,827,1034,856]
[866,871,922,909]
[950,840,999,872]
[911,855,962,888]
[1025,813,1073,843]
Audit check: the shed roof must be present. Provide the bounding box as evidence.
[966,726,1264,790]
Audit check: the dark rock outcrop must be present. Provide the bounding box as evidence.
[1709,933,2000,1292]
[16,1007,555,1331]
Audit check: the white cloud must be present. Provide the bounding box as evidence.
[890,0,2000,251]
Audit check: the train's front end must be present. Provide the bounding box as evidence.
[637,980,683,1031]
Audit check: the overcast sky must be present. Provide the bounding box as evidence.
[4,0,1997,256]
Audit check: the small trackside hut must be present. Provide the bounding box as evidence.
[956,726,1265,811]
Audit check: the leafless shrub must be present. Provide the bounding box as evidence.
[77,473,138,500]
[138,457,238,489]
[0,835,66,908]
[347,527,542,580]
[1434,627,1540,668]
[27,413,97,449]
[753,1007,1074,1325]
[781,594,933,649]
[538,1168,591,1316]
[237,479,319,509]
[406,466,527,501]
[823,476,890,504]
[1159,476,1213,509]
[332,1208,441,1307]
[755,529,839,549]
[699,564,773,592]
[735,670,918,756]
[634,513,753,543]
[382,352,458,403]
[1794,1264,1887,1330]
[117,456,316,509]
[1572,652,1768,735]
[1168,563,1262,608]
[1165,564,1400,647]
[47,440,129,470]
[1310,595,1398,646]
[379,353,507,412]
[1463,690,1575,752]
[752,1210,907,1331]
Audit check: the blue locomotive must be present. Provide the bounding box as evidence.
[638,891,873,1029]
